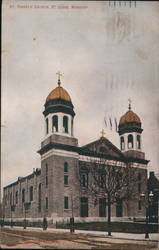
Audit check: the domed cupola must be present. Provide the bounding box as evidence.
[118,105,142,136]
[43,72,75,138]
[118,99,143,153]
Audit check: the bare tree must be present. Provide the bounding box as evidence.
[78,140,145,236]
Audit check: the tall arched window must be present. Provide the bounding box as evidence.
[52,115,58,132]
[30,186,33,201]
[120,136,125,150]
[46,163,48,188]
[137,135,141,149]
[128,134,133,149]
[46,197,48,209]
[15,191,18,204]
[22,189,25,203]
[63,116,68,133]
[10,192,12,205]
[5,195,7,205]
[46,163,48,175]
[46,176,48,187]
[38,184,41,212]
[46,118,49,134]
[64,162,68,173]
[64,162,69,186]
[71,117,73,136]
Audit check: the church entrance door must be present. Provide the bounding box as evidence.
[116,199,123,217]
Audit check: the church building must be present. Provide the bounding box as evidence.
[3,74,149,224]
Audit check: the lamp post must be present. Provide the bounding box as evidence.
[24,206,26,229]
[140,191,154,239]
[10,205,13,228]
[43,217,47,230]
[107,193,111,236]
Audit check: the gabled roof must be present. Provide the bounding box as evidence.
[80,136,126,160]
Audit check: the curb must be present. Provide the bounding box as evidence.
[74,231,159,242]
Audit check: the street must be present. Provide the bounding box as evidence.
[0,227,158,249]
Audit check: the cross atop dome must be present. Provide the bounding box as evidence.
[100,129,106,137]
[128,97,132,111]
[56,71,63,87]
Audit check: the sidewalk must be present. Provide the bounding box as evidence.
[3,226,159,242]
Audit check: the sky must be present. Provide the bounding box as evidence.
[1,1,159,191]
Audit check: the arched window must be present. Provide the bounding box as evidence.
[38,184,41,212]
[22,189,25,203]
[46,163,48,175]
[64,196,69,209]
[64,162,68,173]
[5,195,7,205]
[10,192,12,205]
[63,116,68,133]
[46,197,48,209]
[15,191,18,204]
[52,115,58,132]
[120,136,125,150]
[30,186,33,201]
[64,175,68,185]
[137,135,141,149]
[71,117,73,136]
[46,176,48,187]
[45,163,48,188]
[46,118,49,134]
[64,162,69,186]
[128,134,133,149]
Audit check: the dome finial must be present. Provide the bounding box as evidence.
[128,97,132,111]
[56,71,63,87]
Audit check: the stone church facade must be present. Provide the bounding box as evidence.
[3,77,149,223]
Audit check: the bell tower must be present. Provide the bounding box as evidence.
[118,99,144,159]
[38,74,79,218]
